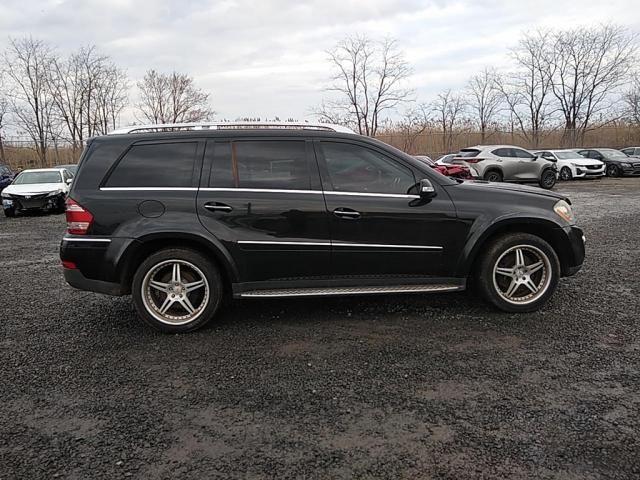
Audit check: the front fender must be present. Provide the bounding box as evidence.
[455,213,566,276]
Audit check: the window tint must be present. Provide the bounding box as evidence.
[621,148,633,156]
[457,149,481,158]
[492,148,511,157]
[106,142,197,187]
[210,141,310,190]
[320,142,415,195]
[513,148,534,159]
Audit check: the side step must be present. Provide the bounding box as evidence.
[238,284,464,298]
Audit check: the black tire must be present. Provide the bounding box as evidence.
[605,163,620,177]
[539,169,557,189]
[484,170,503,182]
[4,207,15,218]
[560,166,572,181]
[474,233,560,313]
[132,248,223,333]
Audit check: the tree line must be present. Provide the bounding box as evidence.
[317,24,639,151]
[1,25,638,166]
[0,37,212,165]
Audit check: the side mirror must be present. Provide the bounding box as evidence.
[65,178,73,185]
[419,178,436,198]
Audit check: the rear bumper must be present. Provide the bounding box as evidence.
[60,235,136,296]
[63,267,125,296]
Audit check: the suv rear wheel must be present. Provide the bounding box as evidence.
[484,170,503,182]
[132,248,223,333]
[475,233,560,312]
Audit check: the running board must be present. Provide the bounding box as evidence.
[238,284,464,298]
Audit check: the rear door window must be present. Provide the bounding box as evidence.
[209,140,310,190]
[492,148,512,157]
[105,142,198,187]
[513,148,534,159]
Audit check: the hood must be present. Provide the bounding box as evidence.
[3,183,64,196]
[562,158,602,167]
[451,180,567,201]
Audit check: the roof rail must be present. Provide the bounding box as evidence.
[108,122,356,135]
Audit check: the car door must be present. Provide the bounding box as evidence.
[197,137,331,284]
[490,148,516,179]
[512,148,539,180]
[314,139,461,280]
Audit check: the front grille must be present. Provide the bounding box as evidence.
[633,163,640,168]
[586,164,601,170]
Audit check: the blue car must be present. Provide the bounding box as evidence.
[0,165,14,192]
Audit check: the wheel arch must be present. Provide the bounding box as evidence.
[483,166,504,180]
[460,218,575,277]
[117,232,239,295]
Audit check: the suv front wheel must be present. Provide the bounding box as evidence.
[539,169,557,189]
[475,233,560,312]
[132,248,223,333]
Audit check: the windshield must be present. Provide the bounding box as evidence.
[13,171,62,185]
[555,151,583,160]
[601,149,628,159]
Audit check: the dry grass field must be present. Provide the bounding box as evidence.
[2,125,640,170]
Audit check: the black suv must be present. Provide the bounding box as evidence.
[61,123,585,333]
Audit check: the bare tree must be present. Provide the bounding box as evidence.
[316,35,412,136]
[495,30,557,148]
[467,67,502,143]
[393,105,430,153]
[430,89,465,153]
[0,75,9,163]
[2,37,56,165]
[624,73,640,124]
[548,24,638,146]
[136,70,212,124]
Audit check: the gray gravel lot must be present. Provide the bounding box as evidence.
[1,178,639,479]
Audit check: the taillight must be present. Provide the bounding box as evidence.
[65,198,93,235]
[464,157,485,164]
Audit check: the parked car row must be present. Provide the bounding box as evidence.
[426,145,640,188]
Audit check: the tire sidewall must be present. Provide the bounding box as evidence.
[475,233,560,313]
[132,248,223,333]
[484,170,502,182]
[539,169,556,189]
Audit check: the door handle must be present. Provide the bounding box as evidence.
[204,202,233,213]
[333,208,360,219]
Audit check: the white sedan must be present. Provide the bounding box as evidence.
[1,168,73,217]
[535,150,605,180]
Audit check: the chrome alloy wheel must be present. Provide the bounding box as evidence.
[141,259,210,325]
[492,245,552,305]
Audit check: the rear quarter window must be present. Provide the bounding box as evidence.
[105,142,198,187]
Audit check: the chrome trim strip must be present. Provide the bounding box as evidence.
[62,237,112,243]
[324,191,420,199]
[238,240,330,246]
[98,187,418,199]
[99,187,198,191]
[200,188,322,195]
[334,243,442,250]
[240,285,461,298]
[238,240,442,250]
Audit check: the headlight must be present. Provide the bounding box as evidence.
[47,189,63,197]
[1,192,9,198]
[570,163,578,167]
[554,200,575,224]
[621,162,631,167]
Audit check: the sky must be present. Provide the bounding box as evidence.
[0,0,639,125]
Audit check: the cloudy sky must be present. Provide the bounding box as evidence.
[1,0,639,124]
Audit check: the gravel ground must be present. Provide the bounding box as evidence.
[1,178,639,479]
